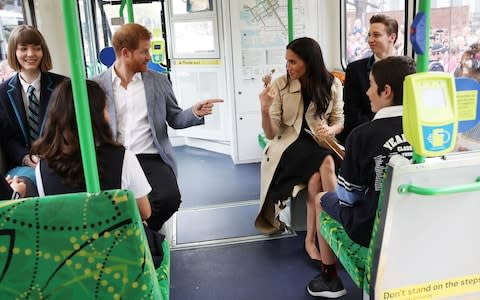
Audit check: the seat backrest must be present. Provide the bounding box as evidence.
[98,46,116,68]
[370,153,480,299]
[0,189,163,299]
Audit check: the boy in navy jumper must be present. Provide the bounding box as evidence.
[307,56,416,298]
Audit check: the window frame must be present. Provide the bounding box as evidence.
[340,0,409,70]
[168,0,220,59]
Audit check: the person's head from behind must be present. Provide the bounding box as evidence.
[368,14,398,58]
[112,23,152,73]
[459,43,480,82]
[285,37,333,114]
[367,56,416,112]
[7,24,52,73]
[31,79,114,186]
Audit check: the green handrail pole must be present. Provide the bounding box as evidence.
[398,177,480,195]
[416,0,431,73]
[412,0,431,164]
[119,0,135,23]
[287,0,293,42]
[62,0,101,193]
[119,0,124,18]
[127,0,134,23]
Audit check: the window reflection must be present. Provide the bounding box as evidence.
[344,1,405,64]
[174,20,215,54]
[429,0,480,75]
[0,3,24,82]
[172,0,213,15]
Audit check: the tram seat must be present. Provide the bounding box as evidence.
[0,189,170,299]
[318,180,385,294]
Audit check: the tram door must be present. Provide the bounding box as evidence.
[167,0,231,148]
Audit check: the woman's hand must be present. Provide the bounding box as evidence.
[314,123,333,140]
[22,154,39,167]
[259,84,276,113]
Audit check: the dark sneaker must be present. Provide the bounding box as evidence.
[307,273,347,298]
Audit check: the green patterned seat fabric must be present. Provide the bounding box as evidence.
[0,189,169,299]
[319,171,389,294]
[319,212,368,288]
[363,172,387,293]
[157,239,170,300]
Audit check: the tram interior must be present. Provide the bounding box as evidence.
[1,0,480,300]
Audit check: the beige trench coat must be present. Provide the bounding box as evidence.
[255,75,344,234]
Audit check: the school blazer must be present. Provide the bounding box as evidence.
[94,68,204,176]
[337,55,375,144]
[0,72,66,168]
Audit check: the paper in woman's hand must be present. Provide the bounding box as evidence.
[304,128,345,160]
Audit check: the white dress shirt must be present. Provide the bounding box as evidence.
[19,73,41,112]
[111,69,157,154]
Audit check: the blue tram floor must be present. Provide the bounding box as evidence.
[176,201,262,245]
[174,146,260,208]
[170,231,362,300]
[172,147,361,299]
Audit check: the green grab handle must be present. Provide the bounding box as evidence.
[119,0,134,23]
[62,0,101,193]
[398,177,480,195]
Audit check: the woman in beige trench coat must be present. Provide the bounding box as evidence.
[255,37,344,262]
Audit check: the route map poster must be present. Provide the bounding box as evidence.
[239,0,306,80]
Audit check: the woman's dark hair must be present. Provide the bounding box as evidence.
[31,79,121,187]
[285,37,334,116]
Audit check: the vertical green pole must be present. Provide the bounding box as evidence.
[412,0,431,164]
[287,0,293,42]
[119,0,135,23]
[62,0,101,193]
[416,0,431,73]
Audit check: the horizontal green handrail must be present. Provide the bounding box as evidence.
[398,177,480,195]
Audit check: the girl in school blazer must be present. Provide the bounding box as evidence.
[0,25,66,183]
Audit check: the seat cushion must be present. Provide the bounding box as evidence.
[319,211,368,288]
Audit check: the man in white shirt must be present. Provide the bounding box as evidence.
[95,23,223,231]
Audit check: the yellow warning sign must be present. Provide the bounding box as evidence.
[174,59,221,65]
[381,274,480,299]
[456,90,478,121]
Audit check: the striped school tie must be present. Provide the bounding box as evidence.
[27,85,40,141]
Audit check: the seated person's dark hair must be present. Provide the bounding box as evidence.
[31,79,119,188]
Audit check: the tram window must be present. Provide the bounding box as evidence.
[429,0,480,76]
[342,0,406,65]
[0,3,25,82]
[80,1,163,77]
[172,19,217,57]
[169,0,219,58]
[172,0,213,15]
